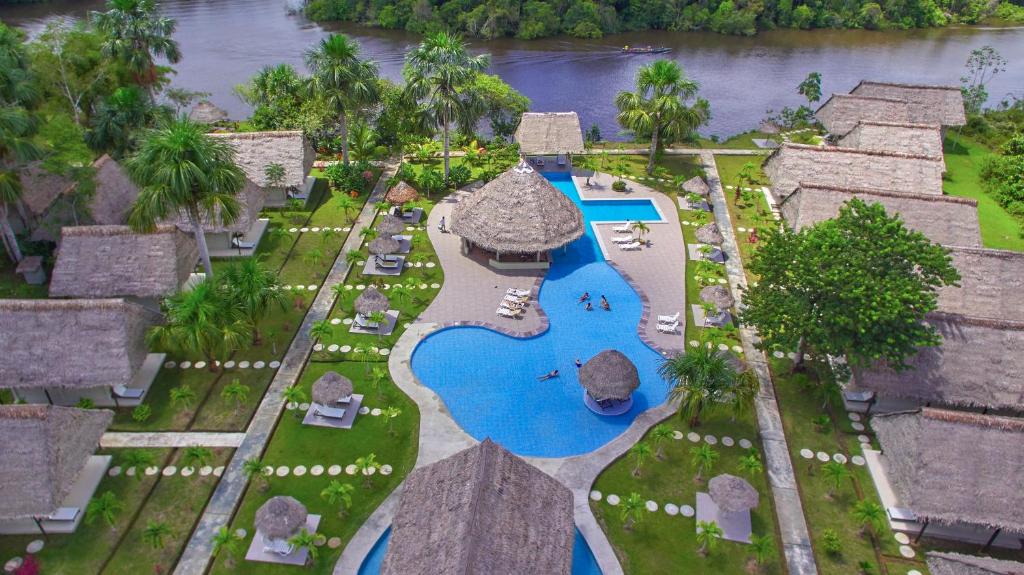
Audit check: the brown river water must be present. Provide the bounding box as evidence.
[3,0,1023,137]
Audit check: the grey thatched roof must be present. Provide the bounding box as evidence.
[0,405,112,520]
[579,350,640,401]
[695,223,724,245]
[937,246,1024,323]
[851,81,966,127]
[168,178,266,234]
[188,100,229,124]
[708,474,759,513]
[0,298,159,390]
[19,163,73,217]
[779,183,981,247]
[450,161,583,254]
[927,551,1024,575]
[853,312,1024,411]
[88,155,141,225]
[385,181,419,205]
[255,496,308,540]
[700,285,734,309]
[682,176,710,196]
[375,214,406,236]
[49,225,198,299]
[837,121,945,164]
[354,285,389,315]
[382,438,574,575]
[872,408,1024,533]
[514,112,585,156]
[368,236,400,256]
[312,371,353,405]
[815,94,912,136]
[210,130,314,189]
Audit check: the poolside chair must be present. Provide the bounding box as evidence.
[612,222,632,234]
[557,154,567,166]
[610,235,635,244]
[313,404,346,419]
[501,299,526,311]
[507,288,531,298]
[657,312,680,324]
[47,507,80,522]
[496,307,522,318]
[231,235,256,250]
[619,242,642,251]
[656,321,679,334]
[503,293,528,303]
[112,384,145,399]
[375,256,401,270]
[336,395,352,405]
[263,537,294,556]
[354,314,381,329]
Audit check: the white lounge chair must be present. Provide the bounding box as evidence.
[503,293,528,303]
[501,300,526,311]
[496,307,522,318]
[313,404,346,419]
[619,242,642,251]
[656,321,679,334]
[354,314,381,329]
[657,312,680,324]
[336,395,352,405]
[112,384,145,399]
[507,288,530,297]
[231,236,256,250]
[375,256,401,269]
[263,536,294,556]
[611,235,635,244]
[47,507,80,522]
[612,222,632,234]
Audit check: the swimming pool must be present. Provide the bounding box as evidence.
[410,171,668,457]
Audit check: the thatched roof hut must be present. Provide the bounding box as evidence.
[312,372,353,405]
[778,183,981,248]
[815,94,912,136]
[681,176,710,196]
[188,100,229,124]
[167,179,266,234]
[210,131,314,189]
[255,496,308,540]
[695,223,724,245]
[850,81,966,127]
[0,298,160,391]
[354,286,389,316]
[382,438,574,575]
[579,350,640,402]
[368,236,400,256]
[385,181,419,205]
[837,121,945,165]
[514,112,585,156]
[0,405,112,520]
[18,163,73,217]
[375,215,406,236]
[88,155,141,225]
[700,285,734,309]
[872,408,1024,534]
[852,312,1024,411]
[708,474,759,513]
[49,225,199,299]
[936,246,1024,323]
[927,551,1024,575]
[450,161,583,255]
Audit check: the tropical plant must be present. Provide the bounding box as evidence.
[220,258,287,345]
[630,220,650,241]
[335,191,360,224]
[264,162,286,189]
[85,491,123,528]
[858,560,875,574]
[150,281,249,368]
[659,344,755,426]
[242,457,270,491]
[304,247,324,268]
[368,310,387,339]
[696,520,723,555]
[354,453,380,487]
[358,226,377,243]
[821,528,842,555]
[91,0,180,95]
[287,528,320,567]
[382,406,401,435]
[650,424,673,459]
[349,120,386,161]
[131,403,152,422]
[750,533,775,568]
[619,492,645,531]
[321,226,338,245]
[320,480,355,517]
[76,397,96,409]
[629,441,653,477]
[212,526,243,568]
[282,385,308,418]
[690,444,719,481]
[170,384,197,410]
[286,197,305,222]
[851,499,886,536]
[142,520,171,549]
[182,446,212,470]
[812,415,832,432]
[417,167,445,197]
[121,450,155,479]
[86,85,153,156]
[735,161,758,201]
[221,378,250,412]
[738,453,764,477]
[821,461,851,498]
[310,320,333,349]
[370,366,388,400]
[389,282,412,305]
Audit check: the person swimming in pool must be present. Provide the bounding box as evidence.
[578,292,590,303]
[537,370,559,381]
[600,295,611,311]
[584,302,593,311]
[575,359,582,368]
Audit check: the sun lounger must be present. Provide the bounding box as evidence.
[503,293,528,303]
[657,312,680,324]
[611,235,635,244]
[112,384,145,399]
[231,237,257,250]
[656,321,679,334]
[263,537,294,556]
[496,307,522,318]
[336,395,352,405]
[375,256,401,269]
[612,222,632,234]
[47,507,80,522]
[313,404,346,419]
[557,154,567,166]
[619,242,642,251]
[506,288,531,297]
[843,389,876,403]
[501,300,526,311]
[354,314,381,329]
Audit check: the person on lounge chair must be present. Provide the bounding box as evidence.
[578,291,590,303]
[537,370,559,381]
[600,295,610,311]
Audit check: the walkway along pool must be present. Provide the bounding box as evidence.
[411,172,672,457]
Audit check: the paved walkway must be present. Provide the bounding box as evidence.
[100,432,245,448]
[699,152,818,575]
[173,159,400,575]
[586,147,769,156]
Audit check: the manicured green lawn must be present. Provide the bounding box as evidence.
[713,155,772,282]
[942,135,1024,251]
[574,154,703,195]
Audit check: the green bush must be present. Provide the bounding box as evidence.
[447,164,472,188]
[821,528,842,556]
[132,404,152,423]
[612,180,627,192]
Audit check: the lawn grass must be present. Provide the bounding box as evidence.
[0,253,48,299]
[713,155,773,282]
[574,153,704,196]
[679,204,743,353]
[942,135,1024,251]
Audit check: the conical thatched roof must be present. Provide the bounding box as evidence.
[382,438,574,575]
[708,474,759,513]
[354,286,389,315]
[927,551,1024,575]
[368,236,400,256]
[700,285,734,309]
[682,176,709,196]
[312,372,353,405]
[88,155,140,225]
[450,161,583,254]
[255,496,308,540]
[188,100,229,124]
[695,224,724,245]
[578,350,640,402]
[375,215,406,236]
[385,181,419,205]
[0,405,112,519]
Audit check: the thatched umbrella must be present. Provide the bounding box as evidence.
[312,372,353,405]
[354,286,389,316]
[188,101,228,124]
[368,236,400,256]
[385,181,419,205]
[579,350,640,402]
[696,223,724,245]
[376,215,406,236]
[709,474,759,513]
[255,496,307,540]
[700,285,734,309]
[682,176,710,197]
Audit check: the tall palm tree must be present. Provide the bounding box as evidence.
[650,424,674,459]
[629,441,652,477]
[142,521,171,549]
[220,258,287,344]
[696,520,723,555]
[619,492,645,531]
[690,444,719,481]
[126,117,246,277]
[148,280,249,370]
[659,344,752,426]
[821,461,851,498]
[335,195,359,224]
[404,32,489,178]
[212,526,243,568]
[91,0,180,96]
[304,34,379,166]
[320,480,355,517]
[615,60,708,174]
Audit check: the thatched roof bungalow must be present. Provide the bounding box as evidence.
[872,409,1024,540]
[815,94,912,137]
[681,176,710,196]
[514,112,585,156]
[18,164,73,220]
[927,551,1024,575]
[49,225,198,300]
[255,496,308,541]
[188,100,229,124]
[708,474,759,513]
[700,285,734,309]
[779,183,981,247]
[763,143,944,200]
[354,286,389,316]
[837,121,945,167]
[210,130,315,191]
[375,214,405,236]
[167,179,266,235]
[382,438,574,575]
[695,223,724,245]
[936,246,1024,323]
[850,81,966,127]
[88,155,141,225]
[311,372,353,405]
[0,405,112,520]
[384,181,419,205]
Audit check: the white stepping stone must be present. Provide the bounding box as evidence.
[145,466,159,476]
[426,262,436,268]
[363,466,376,476]
[300,227,309,232]
[239,361,250,369]
[722,437,734,447]
[894,532,910,544]
[737,227,747,232]
[704,435,717,445]
[254,361,265,369]
[731,346,743,353]
[293,465,307,477]
[786,352,796,360]
[681,505,695,517]
[200,466,213,476]
[343,227,351,232]
[314,344,324,351]
[359,407,370,415]
[194,361,207,369]
[283,285,293,290]
[606,494,620,506]
[800,449,814,459]
[299,402,310,411]
[181,467,195,477]
[664,503,679,516]
[645,500,658,512]
[126,467,136,477]
[308,285,317,291]
[275,466,289,477]
[344,285,353,290]
[328,344,339,352]
[833,454,848,464]
[851,422,865,431]
[370,408,382,416]
[908,571,922,575]
[381,465,393,476]
[340,345,351,353]
[848,412,861,421]
[330,318,342,325]
[851,455,866,466]
[419,284,428,289]
[717,278,727,284]
[328,465,341,476]
[286,402,298,410]
[356,284,366,290]
[687,432,700,443]
[311,465,324,476]
[224,361,236,369]
[342,318,353,325]
[772,351,784,358]
[689,340,700,347]
[717,343,729,351]
[345,464,357,475]
[214,466,224,476]
[270,361,281,368]
[334,227,342,232]
[380,349,390,356]
[164,361,177,369]
[26,539,44,554]
[311,227,320,232]
[108,466,122,477]
[406,226,415,231]
[739,439,752,449]
[162,466,177,476]
[899,545,916,558]
[289,227,298,233]
[263,466,274,475]
[805,353,814,360]
[858,434,870,443]
[816,451,829,462]
[590,491,602,501]
[430,283,440,289]
[180,361,192,369]
[672,430,684,440]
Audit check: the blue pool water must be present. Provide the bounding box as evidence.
[411,171,668,457]
[357,528,603,574]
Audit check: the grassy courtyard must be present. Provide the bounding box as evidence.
[942,135,1024,252]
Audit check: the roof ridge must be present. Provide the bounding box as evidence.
[927,310,1024,331]
[461,439,497,575]
[856,80,960,92]
[943,244,1024,259]
[827,93,910,104]
[61,224,181,237]
[854,120,942,130]
[921,407,1024,433]
[781,142,942,162]
[795,182,976,205]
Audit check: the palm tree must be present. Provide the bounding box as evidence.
[282,385,308,419]
[182,446,212,470]
[304,34,379,165]
[696,520,724,555]
[370,366,388,400]
[320,480,355,517]
[690,444,719,481]
[358,226,377,242]
[738,454,764,478]
[310,320,333,348]
[121,449,155,480]
[221,378,250,412]
[0,103,43,264]
[151,281,249,370]
[142,520,171,549]
[212,526,243,568]
[619,492,645,531]
[344,248,362,268]
[170,385,197,411]
[389,283,412,305]
[220,258,287,345]
[287,528,320,567]
[750,533,775,570]
[629,441,653,477]
[354,453,380,487]
[242,457,270,491]
[404,32,490,178]
[126,117,246,277]
[630,221,650,242]
[335,195,359,224]
[368,310,387,339]
[86,491,123,529]
[851,499,885,537]
[735,161,757,202]
[304,247,324,268]
[321,226,338,245]
[91,0,180,96]
[382,406,401,435]
[615,60,708,174]
[821,461,851,498]
[650,424,673,459]
[659,344,752,427]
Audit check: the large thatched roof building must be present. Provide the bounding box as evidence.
[18,163,73,220]
[382,438,574,575]
[837,121,945,165]
[167,179,266,234]
[188,100,229,124]
[209,130,315,191]
[936,246,1024,323]
[88,155,141,225]
[49,225,198,300]
[778,183,981,247]
[927,551,1024,575]
[872,409,1024,537]
[384,181,419,205]
[815,94,912,137]
[514,112,585,156]
[850,81,966,127]
[0,405,112,520]
[763,143,944,200]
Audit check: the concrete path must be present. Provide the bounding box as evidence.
[100,432,245,449]
[586,147,768,156]
[699,152,818,575]
[173,160,400,575]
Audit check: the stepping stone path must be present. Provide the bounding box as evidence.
[687,432,700,443]
[340,345,351,353]
[195,361,207,369]
[731,346,743,353]
[851,455,866,466]
[606,494,620,506]
[800,449,814,459]
[858,435,870,443]
[590,491,602,501]
[200,466,213,476]
[180,361,192,369]
[270,361,281,368]
[145,466,159,476]
[851,422,865,431]
[848,412,861,421]
[311,465,324,476]
[328,537,342,549]
[371,408,382,416]
[294,465,307,477]
[224,361,236,369]
[908,571,922,575]
[739,439,752,449]
[299,403,310,411]
[899,545,916,558]
[26,540,43,554]
[359,407,370,415]
[330,318,342,325]
[894,532,910,544]
[346,465,357,475]
[214,466,224,476]
[264,466,274,475]
[314,344,324,351]
[328,465,342,476]
[773,351,785,358]
[343,318,353,325]
[276,466,289,477]
[181,467,195,477]
[681,505,695,517]
[672,430,684,440]
[722,437,734,447]
[381,465,393,476]
[126,467,136,477]
[689,340,699,347]
[645,501,658,512]
[832,454,848,464]
[4,558,23,572]
[239,361,250,369]
[816,451,830,462]
[162,466,177,476]
[254,361,265,369]
[664,504,679,516]
[705,435,717,445]
[164,361,176,369]
[108,466,122,477]
[328,344,339,352]
[286,402,298,410]
[717,343,729,351]
[430,283,440,289]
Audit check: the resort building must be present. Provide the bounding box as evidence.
[763,143,945,200]
[210,130,316,206]
[837,121,945,167]
[927,551,1024,575]
[935,246,1024,321]
[166,178,269,257]
[849,81,967,127]
[49,225,199,309]
[0,298,164,407]
[814,94,912,137]
[778,184,981,247]
[868,409,1024,548]
[514,112,585,168]
[189,100,229,124]
[0,405,113,535]
[450,160,583,269]
[382,439,575,575]
[10,163,73,236]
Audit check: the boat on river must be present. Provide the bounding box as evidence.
[620,45,671,54]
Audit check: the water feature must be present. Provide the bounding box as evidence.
[2,0,1022,137]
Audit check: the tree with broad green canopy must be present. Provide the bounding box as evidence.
[148,279,249,370]
[90,0,180,97]
[220,257,287,345]
[797,72,822,104]
[696,520,724,555]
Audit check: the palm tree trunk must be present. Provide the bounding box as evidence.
[0,204,23,263]
[442,113,451,179]
[189,209,215,278]
[340,112,350,166]
[647,122,659,175]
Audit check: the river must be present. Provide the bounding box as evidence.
[3,0,1023,137]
